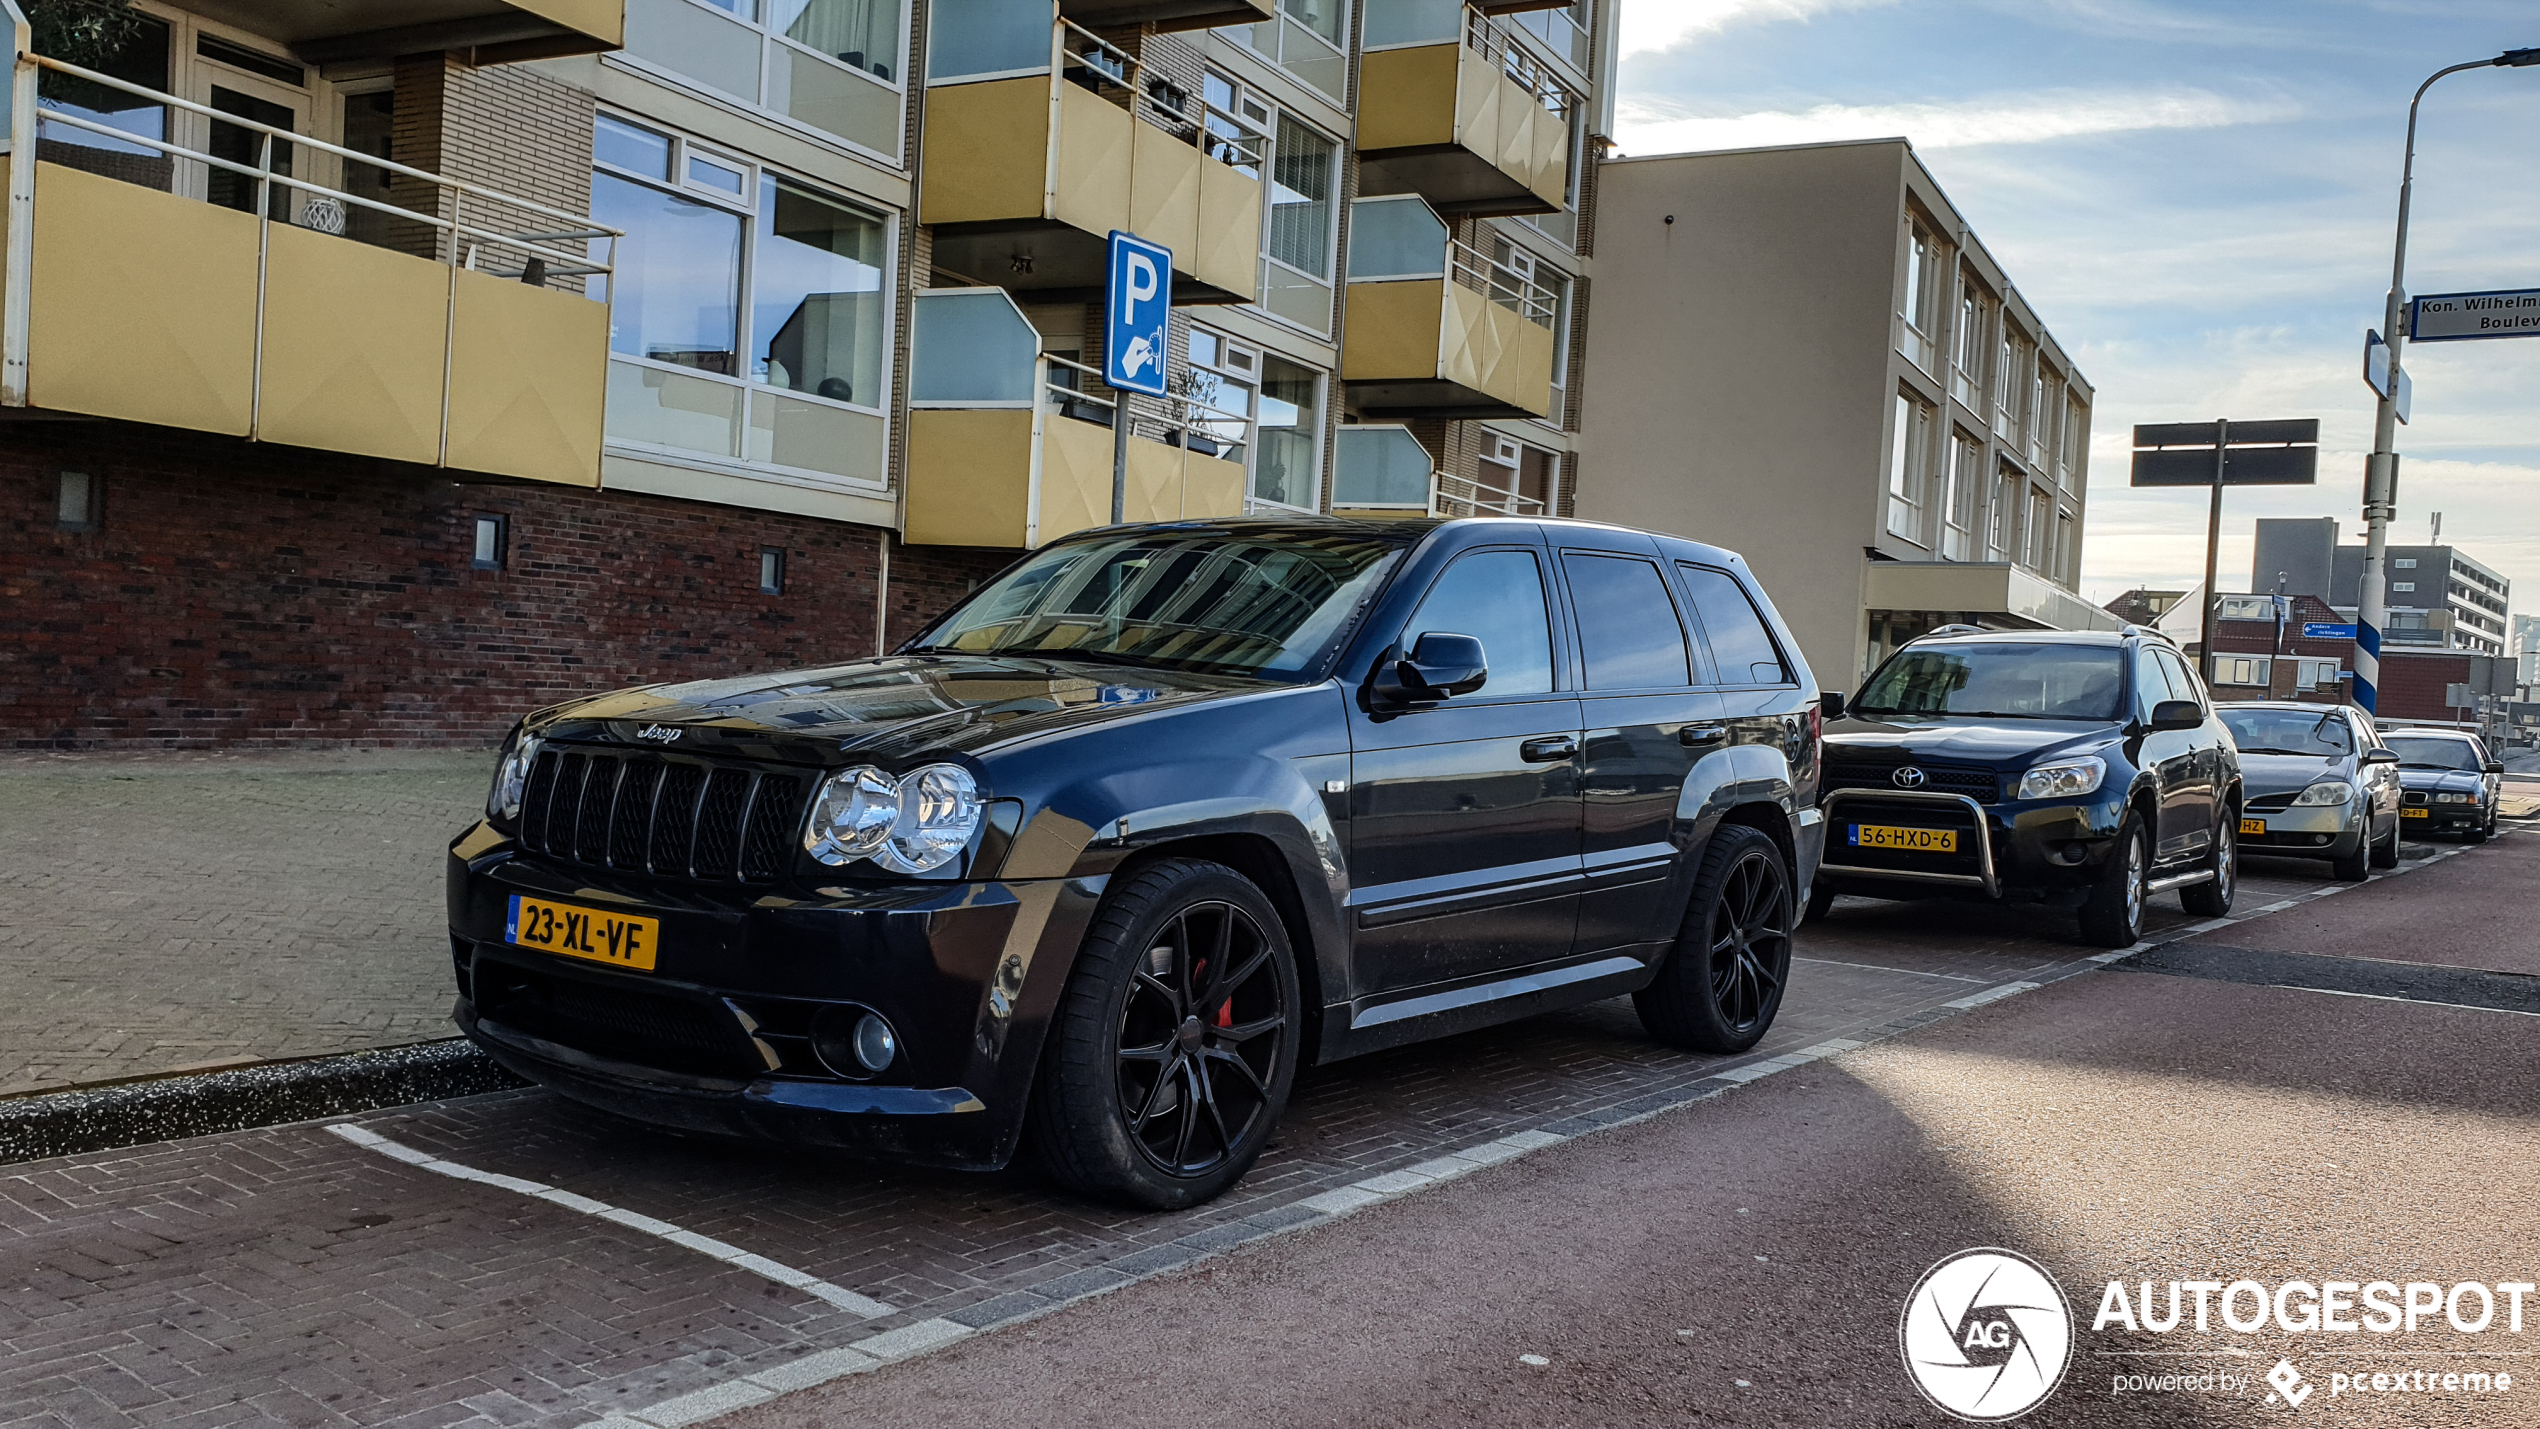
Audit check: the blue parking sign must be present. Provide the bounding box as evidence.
[1105,231,1171,397]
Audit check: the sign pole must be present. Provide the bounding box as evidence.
[1111,393,1130,525]
[2201,417,2227,682]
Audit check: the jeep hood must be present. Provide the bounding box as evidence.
[1824,715,2120,768]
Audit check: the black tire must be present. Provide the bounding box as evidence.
[1802,880,1837,924]
[1026,858,1301,1210]
[2469,814,2490,844]
[2181,809,2238,914]
[2329,833,2370,882]
[2078,813,2150,948]
[1636,825,1794,1054]
[2369,815,2400,870]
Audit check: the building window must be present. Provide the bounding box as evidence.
[1185,326,1257,467]
[625,0,906,158]
[1255,113,1340,332]
[1941,429,1982,561]
[2216,656,2272,688]
[1897,212,1944,374]
[1887,390,1935,542]
[2393,581,2415,592]
[1988,464,2019,561]
[472,515,508,570]
[56,471,97,531]
[760,547,787,595]
[2059,393,2086,486]
[1953,280,1994,410]
[2394,557,2417,569]
[2054,509,2075,583]
[1253,355,1324,510]
[2024,486,2053,571]
[591,113,892,487]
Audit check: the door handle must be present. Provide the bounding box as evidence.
[1680,726,1729,747]
[1520,735,1578,763]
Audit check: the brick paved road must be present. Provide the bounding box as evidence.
[0,846,2355,1429]
[0,752,488,1096]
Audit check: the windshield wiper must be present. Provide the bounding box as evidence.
[2235,747,2336,757]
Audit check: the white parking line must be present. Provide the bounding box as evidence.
[1795,955,1989,983]
[326,1123,894,1318]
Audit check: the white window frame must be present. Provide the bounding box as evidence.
[593,108,899,491]
[1887,389,1935,545]
[618,0,912,167]
[2217,655,2273,688]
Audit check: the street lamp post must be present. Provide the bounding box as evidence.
[2356,46,2540,714]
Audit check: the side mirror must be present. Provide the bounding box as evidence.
[2485,761,2506,776]
[2149,699,2203,733]
[1371,632,1488,706]
[1820,690,1847,721]
[2361,749,2400,766]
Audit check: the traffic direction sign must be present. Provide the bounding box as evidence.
[1105,231,1171,396]
[2129,419,2320,486]
[2410,288,2540,341]
[2364,330,2411,424]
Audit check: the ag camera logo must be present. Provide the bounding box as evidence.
[1901,1248,2074,1420]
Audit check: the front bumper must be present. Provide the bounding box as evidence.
[1814,789,2128,903]
[2238,803,2362,858]
[2401,802,2484,833]
[446,822,1102,1170]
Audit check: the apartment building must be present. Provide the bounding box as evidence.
[1,0,1611,746]
[2250,518,2512,657]
[1577,138,2107,687]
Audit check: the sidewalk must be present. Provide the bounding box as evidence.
[0,750,488,1097]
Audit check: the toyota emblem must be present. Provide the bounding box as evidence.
[1892,766,1927,789]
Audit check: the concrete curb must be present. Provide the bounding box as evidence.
[0,1039,522,1165]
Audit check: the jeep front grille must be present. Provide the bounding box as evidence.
[517,748,808,884]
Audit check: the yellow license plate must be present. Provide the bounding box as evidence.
[2239,818,2267,836]
[2403,807,2430,819]
[506,894,660,972]
[1850,824,1957,853]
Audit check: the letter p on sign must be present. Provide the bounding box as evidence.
[1105,230,1173,397]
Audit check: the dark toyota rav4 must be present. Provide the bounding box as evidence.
[1814,626,2242,946]
[448,518,1827,1207]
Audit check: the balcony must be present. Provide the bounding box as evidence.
[921,5,1262,305]
[189,0,621,64]
[1340,197,1555,420]
[1329,424,1541,519]
[1,47,615,487]
[1058,0,1273,34]
[1357,3,1569,218]
[902,288,1245,548]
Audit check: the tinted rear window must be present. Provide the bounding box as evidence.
[1564,553,1689,688]
[1677,565,1788,685]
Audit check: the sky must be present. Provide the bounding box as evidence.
[1611,0,2540,620]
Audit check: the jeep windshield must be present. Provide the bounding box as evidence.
[1851,644,2125,720]
[907,529,1405,682]
[2381,734,2483,771]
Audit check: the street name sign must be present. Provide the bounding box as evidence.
[1105,231,1172,397]
[2410,288,2540,342]
[2304,622,2358,640]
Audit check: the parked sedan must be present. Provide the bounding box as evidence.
[2216,702,2400,880]
[2382,728,2504,841]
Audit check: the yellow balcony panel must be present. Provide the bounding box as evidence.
[446,270,609,488]
[27,161,259,436]
[1060,0,1273,33]
[187,0,622,64]
[906,409,1244,549]
[1342,277,1553,421]
[258,224,449,467]
[1357,43,1566,218]
[921,77,1262,305]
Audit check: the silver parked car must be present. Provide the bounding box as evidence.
[2217,702,2401,881]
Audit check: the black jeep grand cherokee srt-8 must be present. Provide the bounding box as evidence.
[448,518,1826,1207]
[1814,625,2243,947]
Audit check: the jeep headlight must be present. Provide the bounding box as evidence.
[488,729,540,824]
[805,765,900,866]
[804,762,984,873]
[2435,791,2474,804]
[877,763,984,874]
[2015,756,2105,801]
[2292,781,2354,806]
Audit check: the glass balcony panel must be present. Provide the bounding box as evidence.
[1259,264,1333,333]
[769,44,902,153]
[626,0,766,102]
[1276,15,1347,98]
[1364,0,1461,47]
[910,289,1040,404]
[1332,425,1435,508]
[748,390,889,480]
[777,0,903,79]
[1346,196,1447,280]
[608,359,744,457]
[930,0,1057,79]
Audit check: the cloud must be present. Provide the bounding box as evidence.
[1619,0,1894,58]
[1614,88,2302,156]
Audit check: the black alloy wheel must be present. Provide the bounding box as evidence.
[1113,900,1286,1178]
[1636,824,1793,1054]
[1028,858,1300,1209]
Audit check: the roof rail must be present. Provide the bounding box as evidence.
[1913,623,1989,641]
[2121,623,2179,647]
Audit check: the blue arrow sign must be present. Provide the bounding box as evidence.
[2303,622,2357,640]
[1105,231,1171,398]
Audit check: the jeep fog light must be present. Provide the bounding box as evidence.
[805,765,899,865]
[2292,781,2353,806]
[2015,756,2105,801]
[874,763,983,874]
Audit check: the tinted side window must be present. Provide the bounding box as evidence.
[2132,647,2176,720]
[1562,553,1690,689]
[1676,565,1789,686]
[1405,549,1555,696]
[2154,648,2203,711]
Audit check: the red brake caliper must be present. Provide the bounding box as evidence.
[1216,999,1233,1028]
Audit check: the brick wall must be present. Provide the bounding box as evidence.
[2,424,1010,749]
[392,53,596,282]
